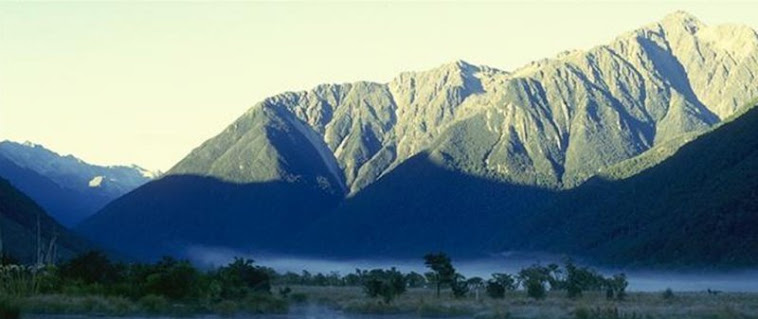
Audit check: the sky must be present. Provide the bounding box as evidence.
[2,1,757,171]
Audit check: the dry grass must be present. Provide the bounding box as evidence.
[282,286,758,319]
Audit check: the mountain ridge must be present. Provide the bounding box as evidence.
[0,140,158,226]
[168,11,758,193]
[79,12,758,266]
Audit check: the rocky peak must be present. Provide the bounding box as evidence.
[660,10,703,34]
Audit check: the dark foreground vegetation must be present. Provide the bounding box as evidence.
[1,251,757,319]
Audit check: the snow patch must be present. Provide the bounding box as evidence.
[88,176,104,187]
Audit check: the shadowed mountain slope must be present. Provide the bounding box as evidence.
[0,177,94,263]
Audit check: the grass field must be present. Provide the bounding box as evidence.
[3,285,758,318]
[285,285,758,319]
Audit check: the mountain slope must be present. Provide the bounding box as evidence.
[0,141,156,226]
[504,100,758,266]
[170,12,758,192]
[77,175,341,261]
[0,176,94,263]
[80,12,758,265]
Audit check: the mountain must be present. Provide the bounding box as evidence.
[0,176,94,263]
[79,12,758,266]
[502,100,758,267]
[77,175,340,260]
[0,141,157,226]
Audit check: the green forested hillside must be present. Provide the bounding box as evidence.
[505,102,758,267]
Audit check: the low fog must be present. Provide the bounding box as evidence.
[185,246,758,292]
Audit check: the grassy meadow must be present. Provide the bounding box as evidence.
[285,285,758,319]
[2,252,758,319]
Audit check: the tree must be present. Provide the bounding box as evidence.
[405,271,427,288]
[604,273,628,301]
[466,277,484,300]
[361,268,407,304]
[215,257,271,300]
[423,252,456,298]
[486,273,516,299]
[59,251,121,285]
[486,279,505,299]
[492,273,517,291]
[450,274,469,298]
[518,265,551,300]
[143,257,201,300]
[564,260,606,299]
[524,278,547,300]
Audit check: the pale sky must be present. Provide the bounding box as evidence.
[2,1,757,171]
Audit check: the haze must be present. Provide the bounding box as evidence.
[186,246,758,293]
[2,1,758,171]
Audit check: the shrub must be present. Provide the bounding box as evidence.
[486,280,505,299]
[605,274,628,301]
[58,251,121,285]
[215,258,271,300]
[518,264,551,300]
[524,279,547,300]
[0,264,45,296]
[564,261,605,299]
[361,268,407,304]
[143,257,202,300]
[451,278,469,298]
[662,288,675,301]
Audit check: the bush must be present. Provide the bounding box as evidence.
[605,274,628,301]
[142,257,202,300]
[361,268,407,304]
[486,280,505,299]
[58,251,124,286]
[215,258,271,300]
[662,288,675,301]
[0,264,45,296]
[525,279,547,300]
[451,278,469,298]
[518,265,550,300]
[564,261,605,299]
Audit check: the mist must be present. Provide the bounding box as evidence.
[185,246,758,292]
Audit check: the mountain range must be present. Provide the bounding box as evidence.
[76,12,758,266]
[0,141,157,226]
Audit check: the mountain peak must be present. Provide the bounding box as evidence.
[439,59,479,73]
[660,10,703,33]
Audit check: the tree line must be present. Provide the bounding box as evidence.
[1,250,628,306]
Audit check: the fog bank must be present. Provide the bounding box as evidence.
[185,246,758,292]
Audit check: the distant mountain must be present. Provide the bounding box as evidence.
[79,12,758,266]
[0,141,157,226]
[0,176,94,263]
